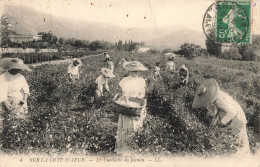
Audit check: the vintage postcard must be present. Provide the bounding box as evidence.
[0,0,259,167]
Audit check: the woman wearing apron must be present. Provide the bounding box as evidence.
[114,61,148,155]
[0,58,32,133]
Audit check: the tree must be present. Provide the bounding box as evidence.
[205,28,222,57]
[117,40,123,50]
[178,43,202,59]
[74,40,83,48]
[233,35,260,61]
[242,46,258,61]
[0,15,14,48]
[42,31,53,43]
[221,46,242,60]
[89,40,103,51]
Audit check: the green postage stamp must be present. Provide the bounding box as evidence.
[216,0,251,43]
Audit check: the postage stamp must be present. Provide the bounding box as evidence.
[203,0,252,44]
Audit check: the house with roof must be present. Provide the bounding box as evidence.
[134,46,150,53]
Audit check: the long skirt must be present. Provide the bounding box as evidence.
[114,106,147,155]
[230,115,250,154]
[237,124,250,154]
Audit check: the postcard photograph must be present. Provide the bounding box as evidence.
[0,0,259,167]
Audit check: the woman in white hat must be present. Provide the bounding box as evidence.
[0,58,32,132]
[94,68,115,98]
[179,64,189,86]
[192,79,250,154]
[68,59,82,82]
[114,61,148,155]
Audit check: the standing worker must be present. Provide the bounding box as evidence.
[192,79,250,155]
[114,61,148,155]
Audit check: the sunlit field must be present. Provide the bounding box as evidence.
[1,51,259,157]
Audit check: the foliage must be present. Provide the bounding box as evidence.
[1,50,104,64]
[221,46,242,60]
[1,51,259,157]
[213,35,260,61]
[0,15,16,48]
[115,40,144,51]
[178,43,202,59]
[205,28,222,57]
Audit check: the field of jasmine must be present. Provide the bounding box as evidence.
[1,51,259,157]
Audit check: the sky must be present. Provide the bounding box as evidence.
[1,0,260,34]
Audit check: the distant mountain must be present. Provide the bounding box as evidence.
[146,30,206,50]
[3,4,206,49]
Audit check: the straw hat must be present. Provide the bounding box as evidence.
[180,64,188,71]
[192,79,220,108]
[0,58,32,72]
[122,61,147,71]
[165,53,176,59]
[101,68,115,78]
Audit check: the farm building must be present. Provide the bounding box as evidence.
[9,34,33,43]
[134,46,150,53]
[33,35,43,41]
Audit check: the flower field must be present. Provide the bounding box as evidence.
[1,51,259,157]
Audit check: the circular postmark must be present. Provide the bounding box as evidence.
[202,1,250,45]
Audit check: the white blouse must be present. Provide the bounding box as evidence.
[166,61,175,71]
[68,64,79,75]
[119,75,146,99]
[215,91,247,125]
[0,72,30,102]
[95,75,109,94]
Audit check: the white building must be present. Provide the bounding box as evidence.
[33,35,43,41]
[135,46,150,53]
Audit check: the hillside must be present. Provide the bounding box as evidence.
[3,4,205,49]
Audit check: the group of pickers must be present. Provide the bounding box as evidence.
[0,52,250,155]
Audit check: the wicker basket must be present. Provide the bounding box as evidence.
[105,94,146,117]
[110,101,142,117]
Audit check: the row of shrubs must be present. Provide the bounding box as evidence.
[1,51,259,156]
[1,50,106,64]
